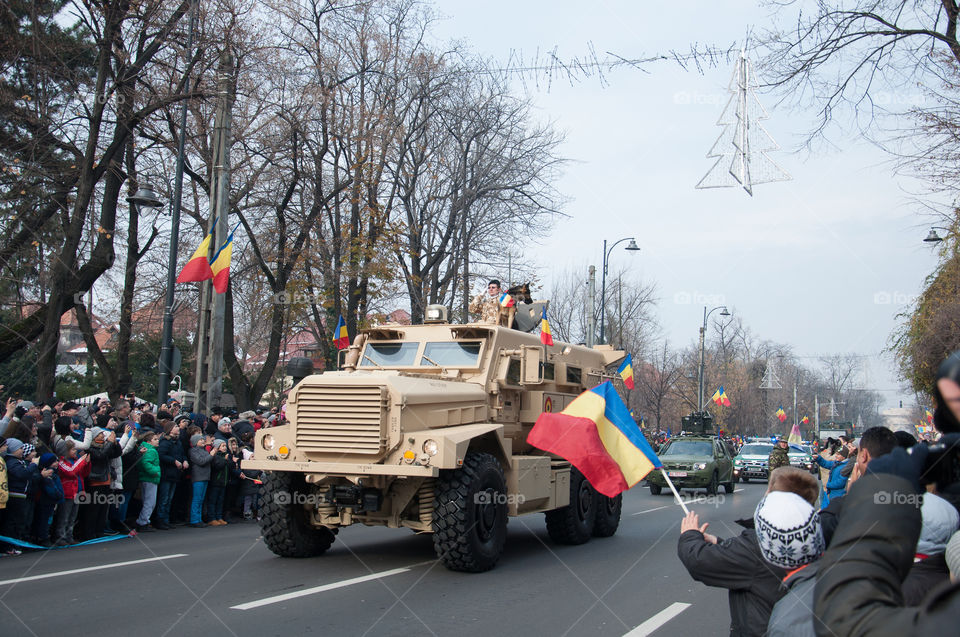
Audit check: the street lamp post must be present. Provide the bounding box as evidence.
[157,0,199,407]
[697,305,731,412]
[599,237,640,344]
[923,226,952,243]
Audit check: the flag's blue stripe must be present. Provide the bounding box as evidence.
[589,381,662,467]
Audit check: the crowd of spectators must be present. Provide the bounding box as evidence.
[0,393,279,555]
[677,350,960,636]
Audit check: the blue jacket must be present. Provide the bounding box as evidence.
[4,455,33,496]
[815,456,849,508]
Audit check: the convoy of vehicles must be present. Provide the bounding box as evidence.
[646,412,736,495]
[733,442,816,482]
[244,303,630,572]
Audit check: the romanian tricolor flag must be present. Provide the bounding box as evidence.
[210,230,235,294]
[926,409,934,424]
[776,406,787,422]
[176,232,214,283]
[788,423,802,444]
[498,292,515,308]
[539,307,553,346]
[711,386,731,407]
[333,315,349,349]
[618,354,634,390]
[527,381,662,497]
[801,415,810,425]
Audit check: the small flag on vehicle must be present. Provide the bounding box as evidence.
[618,354,634,389]
[333,315,349,349]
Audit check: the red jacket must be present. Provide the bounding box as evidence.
[58,455,91,500]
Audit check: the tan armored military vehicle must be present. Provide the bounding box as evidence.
[244,303,630,572]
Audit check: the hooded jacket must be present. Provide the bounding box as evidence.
[188,443,214,482]
[767,562,830,637]
[57,454,91,500]
[678,518,787,637]
[902,493,959,606]
[813,473,960,635]
[86,438,122,485]
[137,442,161,484]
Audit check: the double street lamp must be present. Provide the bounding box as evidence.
[697,305,731,412]
[599,237,641,344]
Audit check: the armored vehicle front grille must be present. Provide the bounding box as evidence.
[295,385,386,455]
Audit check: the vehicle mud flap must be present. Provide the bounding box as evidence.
[432,451,508,572]
[259,472,336,558]
[545,467,597,544]
[592,492,622,537]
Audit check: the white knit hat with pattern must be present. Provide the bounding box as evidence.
[754,491,825,569]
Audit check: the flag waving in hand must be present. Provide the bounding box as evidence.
[527,381,662,497]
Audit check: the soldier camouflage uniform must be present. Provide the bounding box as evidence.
[767,445,790,473]
[469,293,501,324]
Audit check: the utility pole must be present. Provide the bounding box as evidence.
[193,52,234,413]
[585,266,596,347]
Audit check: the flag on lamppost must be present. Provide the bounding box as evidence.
[776,406,787,422]
[176,231,214,283]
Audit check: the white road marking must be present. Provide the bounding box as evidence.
[623,602,691,636]
[231,567,411,610]
[0,554,188,586]
[734,488,744,493]
[631,505,671,516]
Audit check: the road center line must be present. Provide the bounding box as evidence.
[623,602,691,636]
[0,554,189,586]
[231,567,411,610]
[630,505,671,516]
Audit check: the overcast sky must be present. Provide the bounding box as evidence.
[430,1,942,411]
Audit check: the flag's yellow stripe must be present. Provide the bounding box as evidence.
[189,234,211,261]
[211,241,232,274]
[562,392,656,486]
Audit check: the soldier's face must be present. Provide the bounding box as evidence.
[488,283,500,297]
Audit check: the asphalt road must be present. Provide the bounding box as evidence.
[0,481,770,637]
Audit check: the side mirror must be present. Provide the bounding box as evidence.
[520,345,543,385]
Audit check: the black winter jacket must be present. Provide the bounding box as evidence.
[86,441,122,484]
[678,519,787,637]
[813,474,960,636]
[157,436,186,482]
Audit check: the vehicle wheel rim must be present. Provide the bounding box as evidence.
[605,497,618,516]
[475,488,499,541]
[576,481,592,521]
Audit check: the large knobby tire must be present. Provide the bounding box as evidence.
[545,467,597,545]
[592,493,622,537]
[259,472,336,558]
[432,451,508,573]
[705,472,719,496]
[722,480,735,494]
[649,484,662,496]
[741,476,749,484]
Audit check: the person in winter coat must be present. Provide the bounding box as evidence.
[107,422,141,532]
[237,431,261,519]
[79,427,121,540]
[134,432,161,532]
[206,438,231,526]
[31,453,63,546]
[0,438,7,515]
[767,439,791,474]
[155,420,187,530]
[761,492,827,637]
[815,445,851,509]
[2,438,33,553]
[813,444,960,634]
[52,439,90,546]
[677,466,820,637]
[187,433,216,527]
[902,492,960,605]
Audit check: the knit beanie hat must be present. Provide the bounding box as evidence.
[55,439,74,457]
[190,433,204,447]
[91,426,107,440]
[162,420,177,436]
[39,452,58,469]
[5,438,24,454]
[754,491,825,569]
[917,492,960,555]
[21,443,35,458]
[945,530,960,578]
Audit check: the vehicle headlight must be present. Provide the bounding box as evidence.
[261,434,275,450]
[734,459,743,465]
[422,439,439,456]
[693,462,707,471]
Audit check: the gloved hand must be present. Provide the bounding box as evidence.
[866,446,929,493]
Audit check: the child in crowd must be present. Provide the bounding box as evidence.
[135,431,161,532]
[187,433,215,528]
[31,453,63,546]
[2,438,32,554]
[52,439,90,546]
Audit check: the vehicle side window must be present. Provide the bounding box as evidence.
[506,359,521,385]
[566,366,581,384]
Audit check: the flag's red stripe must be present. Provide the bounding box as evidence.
[212,267,230,293]
[527,413,628,497]
[177,257,213,283]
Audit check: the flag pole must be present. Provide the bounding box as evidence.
[660,469,690,514]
